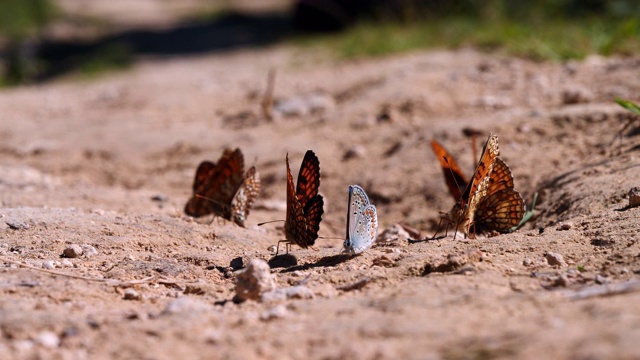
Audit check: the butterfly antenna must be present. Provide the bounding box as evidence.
[258,220,285,226]
[194,194,226,207]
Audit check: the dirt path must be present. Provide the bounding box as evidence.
[1,44,639,359]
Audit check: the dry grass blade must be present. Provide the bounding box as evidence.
[0,256,155,287]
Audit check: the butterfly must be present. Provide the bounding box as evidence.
[279,150,324,254]
[435,134,525,238]
[343,185,378,255]
[184,148,261,227]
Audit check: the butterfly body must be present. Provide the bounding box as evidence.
[184,148,260,227]
[433,134,524,238]
[343,185,378,255]
[281,150,324,252]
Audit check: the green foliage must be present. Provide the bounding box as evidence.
[0,0,57,85]
[616,98,640,115]
[304,0,640,61]
[77,43,133,78]
[512,193,538,232]
[0,0,57,39]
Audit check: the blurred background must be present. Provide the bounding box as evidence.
[1,0,639,85]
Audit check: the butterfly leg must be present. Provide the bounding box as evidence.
[275,240,288,256]
[468,222,477,239]
[430,217,445,240]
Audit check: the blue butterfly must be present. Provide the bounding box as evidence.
[343,185,378,255]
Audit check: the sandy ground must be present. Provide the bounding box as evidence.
[1,33,640,359]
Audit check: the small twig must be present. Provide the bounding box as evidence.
[337,277,374,292]
[563,280,640,300]
[261,68,276,121]
[156,278,204,286]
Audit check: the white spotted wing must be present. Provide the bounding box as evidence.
[343,185,378,255]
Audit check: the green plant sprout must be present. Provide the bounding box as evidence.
[512,192,538,231]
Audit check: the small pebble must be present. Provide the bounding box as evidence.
[123,289,142,301]
[556,222,573,231]
[377,224,410,244]
[6,220,30,230]
[560,85,593,104]
[545,252,567,267]
[203,328,222,344]
[35,331,60,348]
[274,93,335,117]
[522,258,533,267]
[163,297,212,315]
[61,259,74,268]
[235,259,276,302]
[628,187,640,208]
[260,304,289,321]
[42,260,56,270]
[14,339,34,351]
[63,244,83,258]
[81,244,98,257]
[261,285,314,303]
[151,194,168,202]
[342,145,367,161]
[554,274,570,287]
[595,274,610,284]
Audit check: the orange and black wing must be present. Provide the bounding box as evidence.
[295,150,321,210]
[464,133,499,211]
[284,153,308,247]
[191,161,216,192]
[302,195,324,246]
[230,166,261,227]
[184,148,245,218]
[475,158,525,233]
[284,151,324,249]
[448,133,499,236]
[430,140,468,202]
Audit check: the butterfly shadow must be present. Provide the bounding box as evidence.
[269,253,353,271]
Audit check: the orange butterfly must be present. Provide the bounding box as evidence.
[279,150,324,254]
[184,148,260,227]
[434,134,525,238]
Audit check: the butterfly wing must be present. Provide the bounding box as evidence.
[344,203,378,255]
[230,166,261,227]
[345,185,370,239]
[302,194,324,247]
[475,158,525,232]
[284,151,324,249]
[343,185,375,254]
[450,133,500,236]
[284,153,305,246]
[184,148,245,218]
[185,161,217,216]
[430,140,468,202]
[295,150,321,209]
